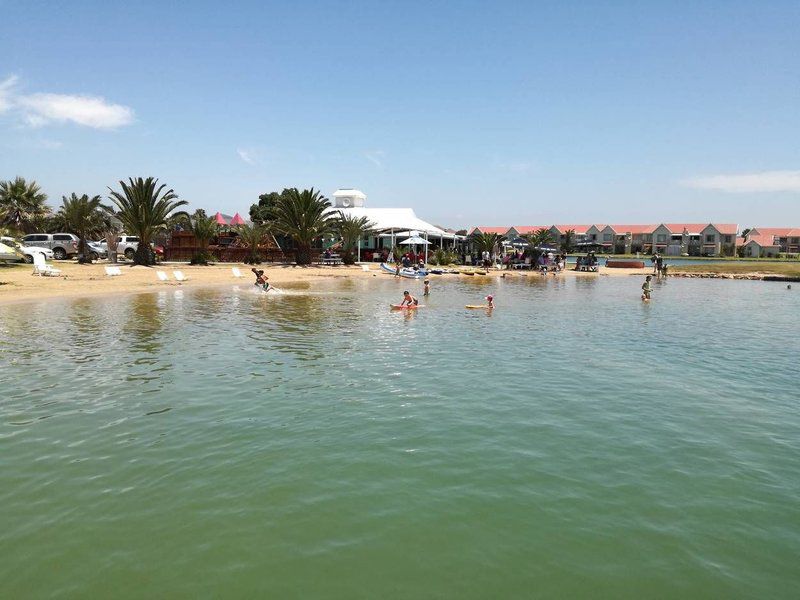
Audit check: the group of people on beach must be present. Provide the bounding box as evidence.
[650,253,669,278]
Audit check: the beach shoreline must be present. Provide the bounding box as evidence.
[2,261,792,305]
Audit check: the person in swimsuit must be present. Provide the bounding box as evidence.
[641,275,652,301]
[401,290,419,306]
[423,279,430,296]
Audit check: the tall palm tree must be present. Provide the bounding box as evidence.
[0,177,51,233]
[180,209,218,265]
[335,212,374,264]
[236,222,270,264]
[524,227,554,249]
[473,231,504,255]
[57,193,112,263]
[108,177,187,266]
[268,188,335,265]
[561,228,576,253]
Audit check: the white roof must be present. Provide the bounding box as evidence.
[332,188,367,199]
[329,206,449,236]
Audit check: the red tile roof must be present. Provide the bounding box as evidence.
[744,234,780,247]
[750,227,797,237]
[512,226,551,234]
[468,226,509,236]
[552,224,591,234]
[608,224,657,234]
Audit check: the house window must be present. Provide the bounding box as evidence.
[657,234,666,243]
[706,234,715,243]
[603,234,612,241]
[724,235,732,243]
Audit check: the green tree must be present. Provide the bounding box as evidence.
[524,227,554,249]
[472,231,504,255]
[560,228,576,253]
[108,177,187,266]
[335,212,374,265]
[184,209,218,265]
[268,188,335,265]
[0,177,51,233]
[250,188,293,225]
[57,193,112,263]
[237,223,270,264]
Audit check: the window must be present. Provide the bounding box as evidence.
[724,235,732,243]
[24,234,48,242]
[657,234,667,243]
[706,234,715,243]
[603,234,612,241]
[128,237,139,242]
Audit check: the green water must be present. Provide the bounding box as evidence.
[1,276,799,598]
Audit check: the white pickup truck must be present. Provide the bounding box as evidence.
[115,235,140,259]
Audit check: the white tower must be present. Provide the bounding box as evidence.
[332,188,367,208]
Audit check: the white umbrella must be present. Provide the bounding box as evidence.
[399,236,430,245]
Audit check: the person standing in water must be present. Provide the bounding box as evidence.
[423,279,430,296]
[641,275,652,301]
[486,295,495,308]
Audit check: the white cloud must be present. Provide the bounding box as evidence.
[0,75,19,113]
[17,93,133,129]
[0,74,134,129]
[682,170,800,193]
[237,148,255,165]
[365,150,385,169]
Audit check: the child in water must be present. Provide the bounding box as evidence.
[423,280,430,296]
[251,267,270,291]
[486,295,495,308]
[641,275,652,301]
[401,290,419,306]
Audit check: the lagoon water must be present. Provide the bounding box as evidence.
[1,275,799,598]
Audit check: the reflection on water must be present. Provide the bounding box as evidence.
[1,277,799,598]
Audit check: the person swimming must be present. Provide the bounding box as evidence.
[401,290,419,306]
[486,294,494,308]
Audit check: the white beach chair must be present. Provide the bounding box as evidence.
[156,270,169,282]
[31,253,61,277]
[104,266,123,276]
[172,270,188,282]
[360,264,370,272]
[232,267,243,278]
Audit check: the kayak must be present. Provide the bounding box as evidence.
[380,263,427,278]
[390,304,423,310]
[465,305,492,309]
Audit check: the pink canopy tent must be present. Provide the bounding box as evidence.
[212,212,228,225]
[229,212,246,226]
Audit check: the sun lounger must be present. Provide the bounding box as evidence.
[232,267,243,278]
[31,254,61,277]
[173,270,188,282]
[104,266,123,276]
[156,270,169,282]
[360,265,370,272]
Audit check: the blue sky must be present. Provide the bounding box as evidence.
[1,0,799,228]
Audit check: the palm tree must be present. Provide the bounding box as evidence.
[335,212,374,264]
[0,177,51,233]
[561,228,576,253]
[57,193,112,263]
[181,209,218,265]
[524,227,554,249]
[267,188,335,265]
[237,223,270,264]
[473,231,504,255]
[108,177,187,266]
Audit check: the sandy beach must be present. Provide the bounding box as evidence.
[0,261,651,304]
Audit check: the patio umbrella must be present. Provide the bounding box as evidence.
[212,212,228,225]
[229,212,245,226]
[399,236,430,245]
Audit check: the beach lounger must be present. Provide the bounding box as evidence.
[156,270,169,282]
[104,266,123,276]
[360,265,370,272]
[232,267,243,278]
[31,253,61,277]
[173,270,188,282]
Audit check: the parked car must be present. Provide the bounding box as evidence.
[0,240,22,263]
[1,236,55,263]
[21,233,80,260]
[116,235,141,259]
[85,241,108,261]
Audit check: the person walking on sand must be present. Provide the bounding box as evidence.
[641,275,653,301]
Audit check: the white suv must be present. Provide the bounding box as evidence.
[0,236,55,263]
[116,235,140,259]
[21,233,79,260]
